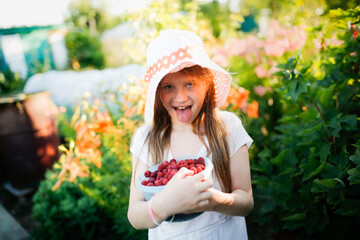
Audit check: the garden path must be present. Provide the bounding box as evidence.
[0,203,30,240]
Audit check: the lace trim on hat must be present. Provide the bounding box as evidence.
[144,46,193,82]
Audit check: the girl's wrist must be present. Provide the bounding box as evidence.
[208,188,228,212]
[151,193,173,222]
[148,198,161,226]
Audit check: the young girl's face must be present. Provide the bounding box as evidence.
[159,71,208,125]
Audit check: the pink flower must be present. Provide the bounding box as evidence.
[313,38,323,50]
[326,34,344,46]
[313,34,343,50]
[245,54,254,65]
[212,54,229,67]
[212,46,229,66]
[59,106,67,113]
[254,86,266,96]
[230,39,248,56]
[288,26,307,50]
[264,39,287,57]
[254,64,268,78]
[269,66,280,75]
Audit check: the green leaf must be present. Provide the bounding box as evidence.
[275,63,288,70]
[287,78,308,102]
[329,65,342,83]
[258,147,272,159]
[340,114,358,131]
[300,64,311,75]
[298,108,318,121]
[302,143,330,181]
[311,178,344,193]
[282,213,307,221]
[326,114,342,137]
[270,150,286,165]
[319,84,335,106]
[349,148,360,165]
[334,199,360,216]
[348,166,360,185]
[287,57,298,69]
[318,142,331,162]
[303,161,326,181]
[279,167,295,176]
[299,124,321,136]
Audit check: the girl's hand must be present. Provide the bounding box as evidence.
[152,167,213,219]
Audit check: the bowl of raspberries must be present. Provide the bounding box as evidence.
[137,156,213,222]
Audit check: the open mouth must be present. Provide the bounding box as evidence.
[175,106,191,110]
[174,106,192,122]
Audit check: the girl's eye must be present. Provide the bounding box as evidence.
[186,82,193,87]
[164,85,173,90]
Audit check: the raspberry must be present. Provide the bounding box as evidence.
[157,172,164,179]
[151,171,157,178]
[144,170,151,178]
[172,164,180,170]
[158,163,165,171]
[196,164,205,170]
[155,180,163,186]
[142,157,207,187]
[197,157,205,165]
[164,173,170,179]
[190,167,197,175]
[169,170,178,179]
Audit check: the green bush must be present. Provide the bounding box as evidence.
[65,30,105,70]
[248,7,360,240]
[32,135,146,240]
[0,67,25,95]
[31,94,146,240]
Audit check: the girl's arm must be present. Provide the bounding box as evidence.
[127,155,213,229]
[213,144,253,216]
[127,155,159,229]
[188,144,254,216]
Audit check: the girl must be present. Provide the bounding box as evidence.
[128,29,254,239]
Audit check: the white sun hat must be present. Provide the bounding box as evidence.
[144,29,231,123]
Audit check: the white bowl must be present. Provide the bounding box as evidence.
[137,156,213,222]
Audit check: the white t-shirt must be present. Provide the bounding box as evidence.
[130,111,253,240]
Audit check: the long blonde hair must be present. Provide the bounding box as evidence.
[146,65,231,193]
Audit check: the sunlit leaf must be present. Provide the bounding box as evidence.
[282,213,307,221]
[311,178,344,193]
[348,166,360,185]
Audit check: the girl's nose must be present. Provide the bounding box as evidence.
[174,87,188,102]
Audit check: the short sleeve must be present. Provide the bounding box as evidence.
[130,124,153,167]
[218,111,253,156]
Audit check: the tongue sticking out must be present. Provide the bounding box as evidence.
[175,107,191,122]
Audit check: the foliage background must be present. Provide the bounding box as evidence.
[21,0,360,239]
